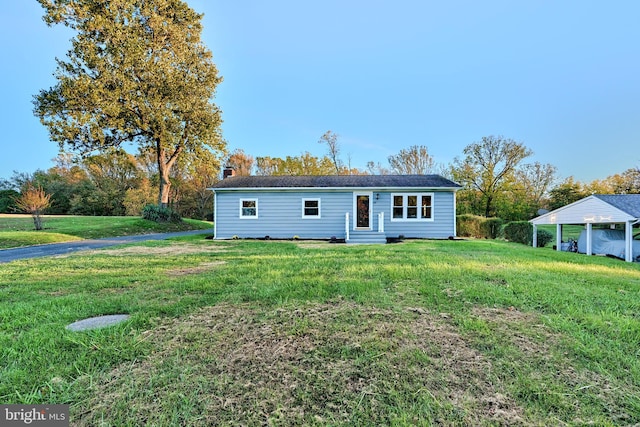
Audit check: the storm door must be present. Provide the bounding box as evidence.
[354,193,372,229]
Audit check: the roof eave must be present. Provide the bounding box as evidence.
[210,186,461,192]
[530,195,638,225]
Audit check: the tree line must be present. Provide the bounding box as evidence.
[1,148,221,220]
[2,134,638,222]
[221,133,640,222]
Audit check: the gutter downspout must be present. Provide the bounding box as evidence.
[212,190,217,239]
[453,191,457,237]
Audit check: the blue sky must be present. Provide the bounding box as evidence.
[1,1,639,182]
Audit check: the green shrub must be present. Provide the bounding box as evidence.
[536,229,554,248]
[481,218,505,239]
[457,215,503,239]
[503,221,531,245]
[142,204,182,223]
[502,221,551,247]
[457,214,482,238]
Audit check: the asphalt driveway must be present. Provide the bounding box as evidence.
[0,229,213,263]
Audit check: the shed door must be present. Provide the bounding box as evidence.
[354,193,372,229]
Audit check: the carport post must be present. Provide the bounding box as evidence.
[532,224,537,248]
[586,223,593,256]
[556,224,562,252]
[625,221,633,262]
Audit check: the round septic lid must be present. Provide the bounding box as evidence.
[66,314,130,331]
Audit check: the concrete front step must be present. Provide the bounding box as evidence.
[347,231,387,244]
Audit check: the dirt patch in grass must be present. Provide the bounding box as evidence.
[76,300,528,426]
[406,307,524,424]
[295,242,335,249]
[472,306,555,357]
[166,261,227,277]
[88,243,228,257]
[470,306,630,424]
[38,290,68,297]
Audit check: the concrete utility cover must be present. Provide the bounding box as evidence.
[66,314,130,332]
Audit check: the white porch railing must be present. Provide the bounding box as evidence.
[345,212,350,241]
[378,212,384,233]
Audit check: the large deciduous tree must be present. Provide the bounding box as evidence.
[387,145,435,175]
[82,149,143,215]
[515,162,558,208]
[318,130,342,174]
[33,0,225,207]
[366,161,390,175]
[452,135,532,217]
[225,149,254,176]
[169,148,222,219]
[599,167,640,194]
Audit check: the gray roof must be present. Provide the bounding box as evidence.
[212,174,462,190]
[594,194,640,218]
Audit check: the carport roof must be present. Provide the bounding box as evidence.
[594,194,640,218]
[530,194,640,225]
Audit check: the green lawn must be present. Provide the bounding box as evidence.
[1,237,639,425]
[0,215,212,248]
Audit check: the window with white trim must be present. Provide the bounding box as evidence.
[302,198,320,218]
[391,193,433,221]
[239,199,258,218]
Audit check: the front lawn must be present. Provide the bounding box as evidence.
[0,215,212,248]
[1,238,639,425]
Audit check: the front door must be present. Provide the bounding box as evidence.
[354,193,372,229]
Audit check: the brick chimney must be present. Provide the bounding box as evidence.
[223,167,236,179]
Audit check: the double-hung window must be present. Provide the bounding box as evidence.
[302,198,321,218]
[391,193,433,221]
[239,199,258,218]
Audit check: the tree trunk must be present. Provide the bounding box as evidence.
[158,172,171,208]
[32,210,43,231]
[484,196,493,218]
[156,138,182,208]
[158,160,171,208]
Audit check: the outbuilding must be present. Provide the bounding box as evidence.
[209,173,462,243]
[530,194,640,262]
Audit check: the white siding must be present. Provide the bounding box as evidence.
[531,196,635,225]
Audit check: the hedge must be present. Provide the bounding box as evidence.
[456,215,504,239]
[457,216,553,247]
[503,221,553,247]
[142,204,182,223]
